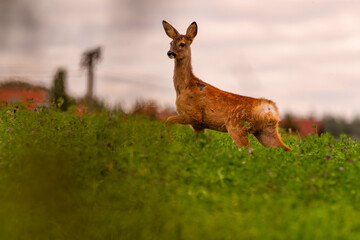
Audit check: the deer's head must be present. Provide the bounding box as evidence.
[162,21,197,60]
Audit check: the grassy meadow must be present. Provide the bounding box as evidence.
[1,104,360,240]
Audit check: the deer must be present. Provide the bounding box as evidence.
[162,20,291,151]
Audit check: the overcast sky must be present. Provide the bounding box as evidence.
[1,0,360,119]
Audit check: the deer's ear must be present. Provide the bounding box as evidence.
[186,22,197,42]
[162,21,179,39]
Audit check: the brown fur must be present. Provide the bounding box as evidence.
[162,21,291,151]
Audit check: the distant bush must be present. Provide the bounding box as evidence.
[75,96,107,112]
[130,99,176,121]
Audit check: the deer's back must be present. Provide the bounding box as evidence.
[176,79,262,132]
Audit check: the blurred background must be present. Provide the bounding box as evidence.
[1,0,360,136]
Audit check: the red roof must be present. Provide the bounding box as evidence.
[0,81,48,108]
[280,118,322,136]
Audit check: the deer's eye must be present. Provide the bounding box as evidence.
[179,43,185,47]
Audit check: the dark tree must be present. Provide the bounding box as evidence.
[323,116,360,139]
[282,113,300,133]
[50,68,71,111]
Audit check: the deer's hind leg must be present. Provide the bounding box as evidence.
[225,120,249,148]
[167,115,192,125]
[254,125,291,151]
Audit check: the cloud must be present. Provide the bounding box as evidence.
[0,0,41,51]
[1,0,360,119]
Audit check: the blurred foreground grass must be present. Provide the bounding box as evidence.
[1,105,360,240]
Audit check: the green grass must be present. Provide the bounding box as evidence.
[1,104,360,240]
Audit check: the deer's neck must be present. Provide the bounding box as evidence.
[173,55,195,94]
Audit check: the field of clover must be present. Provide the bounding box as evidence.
[1,104,360,240]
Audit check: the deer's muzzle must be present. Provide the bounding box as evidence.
[167,51,176,59]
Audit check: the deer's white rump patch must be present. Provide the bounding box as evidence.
[252,100,280,126]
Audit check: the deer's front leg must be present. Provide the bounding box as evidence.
[167,115,192,125]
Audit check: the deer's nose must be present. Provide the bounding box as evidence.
[167,51,176,59]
